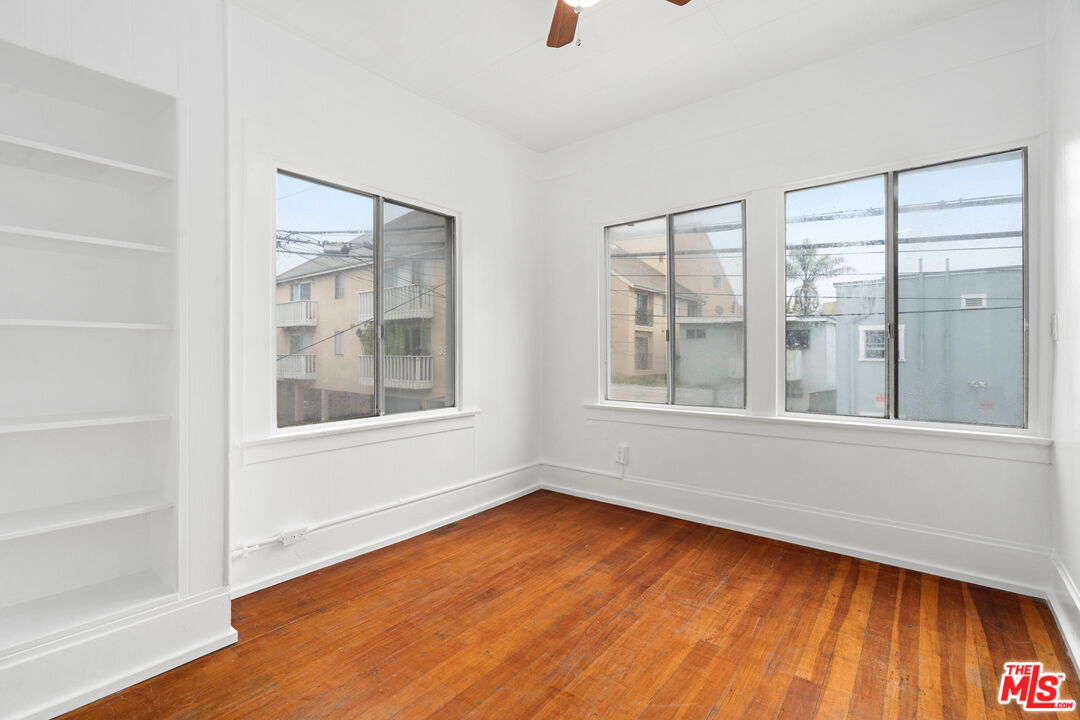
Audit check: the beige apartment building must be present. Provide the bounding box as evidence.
[609,229,742,384]
[275,212,452,426]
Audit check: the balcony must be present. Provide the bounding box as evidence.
[277,354,317,380]
[357,284,433,322]
[358,355,433,390]
[276,300,318,328]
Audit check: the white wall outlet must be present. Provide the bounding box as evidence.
[281,527,308,546]
[615,443,630,466]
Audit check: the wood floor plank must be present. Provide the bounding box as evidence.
[58,491,1079,720]
[813,560,880,720]
[845,564,901,719]
[734,554,839,719]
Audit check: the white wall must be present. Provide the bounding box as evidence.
[1048,0,1080,658]
[0,1,233,718]
[227,7,545,595]
[540,0,1057,595]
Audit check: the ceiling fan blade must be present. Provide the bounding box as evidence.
[665,0,692,5]
[547,1,579,48]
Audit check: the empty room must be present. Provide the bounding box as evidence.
[1,0,1079,717]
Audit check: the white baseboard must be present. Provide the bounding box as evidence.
[1,589,236,720]
[538,461,1053,598]
[1048,554,1080,672]
[230,464,542,598]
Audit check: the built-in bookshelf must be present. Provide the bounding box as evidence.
[0,39,179,657]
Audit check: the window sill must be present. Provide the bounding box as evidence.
[582,402,1051,464]
[239,408,480,465]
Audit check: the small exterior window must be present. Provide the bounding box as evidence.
[334,272,345,299]
[786,328,811,350]
[290,282,311,301]
[858,325,905,362]
[333,331,344,356]
[634,335,652,370]
[686,328,706,340]
[635,292,652,327]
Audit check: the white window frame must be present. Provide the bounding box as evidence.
[290,281,311,301]
[781,148,1027,428]
[333,330,344,356]
[593,140,1047,452]
[267,168,460,437]
[859,324,905,362]
[604,198,748,409]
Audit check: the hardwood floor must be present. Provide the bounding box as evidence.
[62,490,1077,719]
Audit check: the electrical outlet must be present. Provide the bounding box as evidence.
[281,527,308,546]
[615,443,629,466]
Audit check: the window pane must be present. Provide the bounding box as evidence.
[608,218,668,402]
[672,202,745,408]
[276,172,376,427]
[896,150,1024,426]
[381,201,454,415]
[785,176,887,416]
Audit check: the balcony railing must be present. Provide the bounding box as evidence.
[357,284,434,322]
[276,300,318,328]
[277,354,317,380]
[358,355,433,390]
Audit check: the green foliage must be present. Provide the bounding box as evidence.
[786,239,853,315]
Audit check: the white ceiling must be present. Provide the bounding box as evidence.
[233,0,1001,151]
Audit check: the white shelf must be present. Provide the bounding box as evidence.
[0,493,173,542]
[0,319,169,331]
[0,570,175,656]
[0,411,170,435]
[0,133,172,181]
[0,224,170,254]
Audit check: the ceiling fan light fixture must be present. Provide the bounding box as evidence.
[561,0,603,7]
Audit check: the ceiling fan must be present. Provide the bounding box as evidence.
[547,0,691,48]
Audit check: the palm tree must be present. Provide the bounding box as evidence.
[786,240,852,315]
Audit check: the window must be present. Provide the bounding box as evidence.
[635,292,653,326]
[275,171,455,428]
[608,200,746,408]
[784,149,1025,427]
[858,325,906,362]
[290,282,311,301]
[785,175,886,417]
[860,327,886,361]
[786,328,811,350]
[634,335,652,370]
[896,150,1024,426]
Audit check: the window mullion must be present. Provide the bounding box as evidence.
[666,213,677,405]
[374,195,385,416]
[885,172,898,420]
